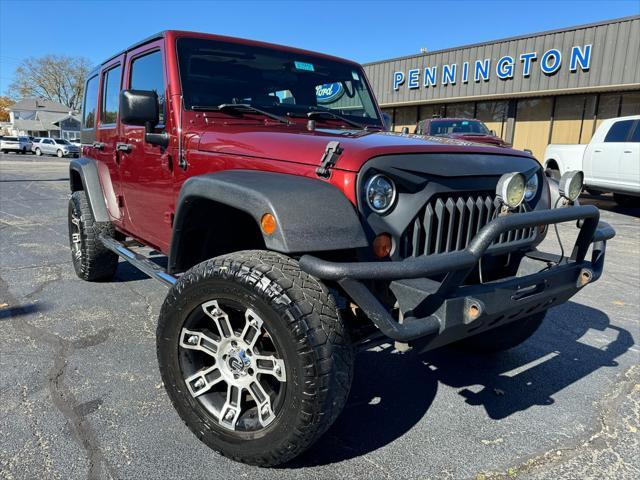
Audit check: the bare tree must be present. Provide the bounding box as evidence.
[0,96,14,122]
[8,55,93,111]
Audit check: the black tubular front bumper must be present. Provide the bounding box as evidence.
[299,205,616,343]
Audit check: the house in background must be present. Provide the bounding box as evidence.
[7,98,81,140]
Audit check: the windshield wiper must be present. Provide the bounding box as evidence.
[192,103,291,125]
[306,110,368,130]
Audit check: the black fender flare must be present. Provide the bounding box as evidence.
[168,170,368,272]
[69,157,109,222]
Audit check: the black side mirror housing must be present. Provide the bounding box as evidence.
[119,90,168,148]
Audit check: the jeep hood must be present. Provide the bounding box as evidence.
[197,126,534,173]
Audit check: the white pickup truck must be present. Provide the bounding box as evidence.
[544,115,639,206]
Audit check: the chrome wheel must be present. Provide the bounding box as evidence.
[179,299,286,432]
[69,210,82,261]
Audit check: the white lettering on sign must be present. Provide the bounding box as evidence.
[392,45,592,91]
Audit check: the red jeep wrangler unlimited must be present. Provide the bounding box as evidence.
[68,31,615,466]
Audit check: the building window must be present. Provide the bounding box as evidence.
[83,75,99,129]
[445,102,475,119]
[550,94,591,144]
[512,97,554,161]
[101,65,122,125]
[475,100,508,138]
[620,92,640,116]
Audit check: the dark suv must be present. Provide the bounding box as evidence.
[68,30,614,466]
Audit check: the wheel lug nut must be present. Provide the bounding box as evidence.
[187,335,198,345]
[194,378,205,389]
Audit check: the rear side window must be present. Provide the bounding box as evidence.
[83,75,99,128]
[604,120,634,142]
[130,50,165,124]
[101,65,122,125]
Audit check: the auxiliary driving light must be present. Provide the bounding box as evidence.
[559,170,584,202]
[496,172,526,208]
[366,174,397,214]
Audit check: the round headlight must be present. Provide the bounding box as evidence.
[524,173,539,202]
[366,174,396,214]
[496,172,526,208]
[559,170,584,202]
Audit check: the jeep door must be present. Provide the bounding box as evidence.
[118,41,174,252]
[93,55,126,224]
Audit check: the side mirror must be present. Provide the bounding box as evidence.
[490,129,497,136]
[119,90,168,148]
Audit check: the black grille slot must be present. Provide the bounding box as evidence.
[400,193,535,258]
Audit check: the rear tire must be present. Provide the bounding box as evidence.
[68,191,118,281]
[57,149,63,158]
[157,250,354,466]
[35,148,42,156]
[454,312,546,353]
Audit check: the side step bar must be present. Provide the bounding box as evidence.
[99,234,177,287]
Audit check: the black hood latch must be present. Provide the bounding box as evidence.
[316,141,343,178]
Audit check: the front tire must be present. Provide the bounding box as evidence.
[35,148,42,156]
[454,312,546,353]
[68,191,118,281]
[57,149,64,158]
[157,250,354,466]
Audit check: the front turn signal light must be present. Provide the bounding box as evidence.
[260,213,277,235]
[373,233,392,258]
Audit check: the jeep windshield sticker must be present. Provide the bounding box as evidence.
[294,61,315,72]
[316,83,345,104]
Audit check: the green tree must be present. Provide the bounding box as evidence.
[8,55,93,111]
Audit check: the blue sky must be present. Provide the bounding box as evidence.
[1,0,638,95]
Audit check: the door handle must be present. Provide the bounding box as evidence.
[593,149,602,153]
[92,142,105,150]
[623,150,633,153]
[116,142,132,153]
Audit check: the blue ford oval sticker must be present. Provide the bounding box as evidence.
[316,82,345,104]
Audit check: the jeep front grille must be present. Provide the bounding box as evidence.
[399,193,536,258]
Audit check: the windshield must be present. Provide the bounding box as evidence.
[429,119,491,136]
[177,37,382,128]
[55,139,71,145]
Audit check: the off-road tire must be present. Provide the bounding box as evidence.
[454,311,546,353]
[68,190,118,281]
[157,250,354,466]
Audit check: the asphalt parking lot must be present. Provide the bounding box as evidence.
[0,151,638,480]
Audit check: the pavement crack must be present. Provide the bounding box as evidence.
[1,274,117,480]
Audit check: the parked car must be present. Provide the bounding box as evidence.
[68,30,614,467]
[0,135,32,154]
[415,117,510,147]
[544,115,640,206]
[33,137,80,158]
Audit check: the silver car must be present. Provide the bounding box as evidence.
[1,136,33,154]
[33,137,80,158]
